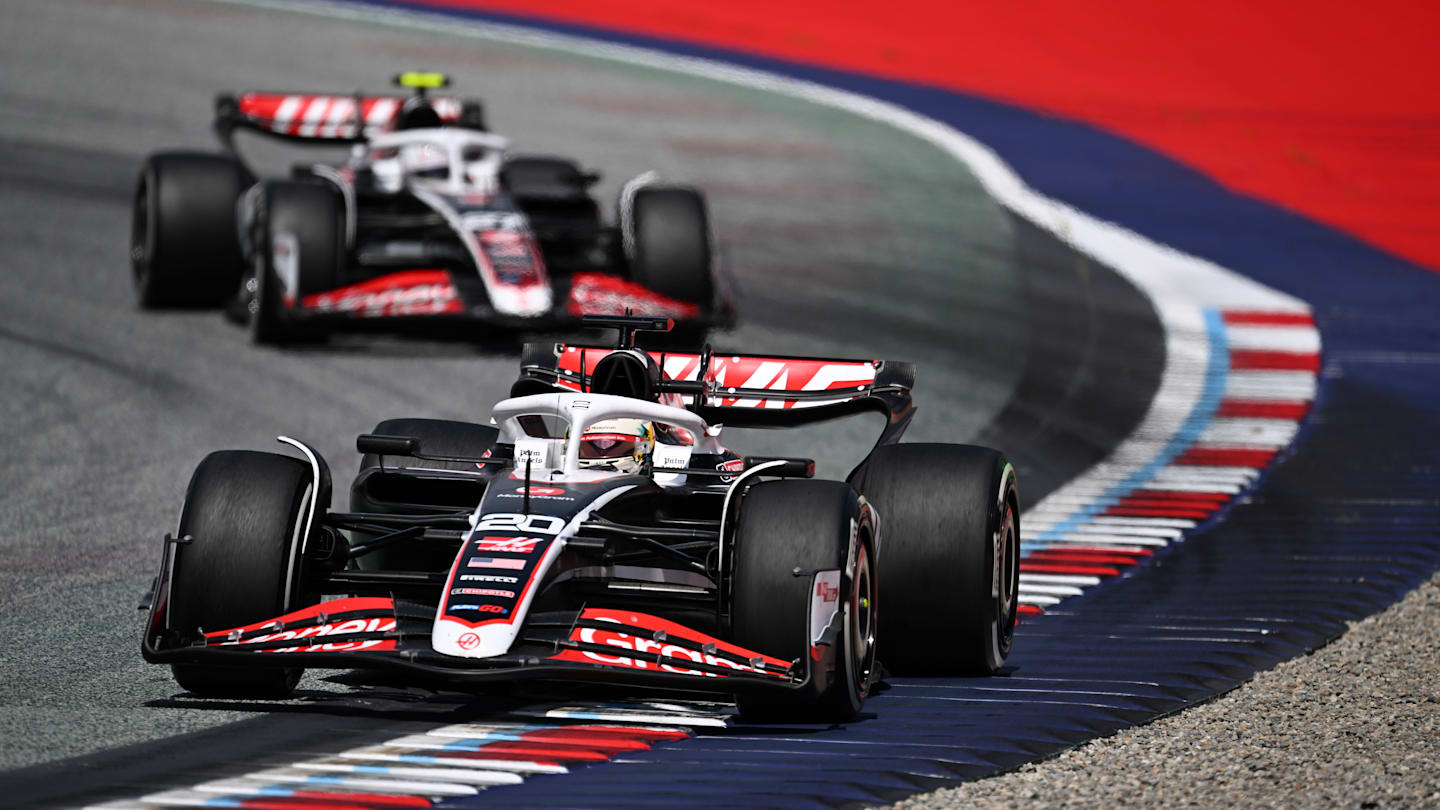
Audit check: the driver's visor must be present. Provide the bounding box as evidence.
[578,433,638,460]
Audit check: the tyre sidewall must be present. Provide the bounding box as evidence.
[170,451,314,634]
[168,451,316,696]
[627,186,714,305]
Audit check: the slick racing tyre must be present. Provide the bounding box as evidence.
[248,180,343,345]
[857,443,1020,676]
[731,480,877,722]
[624,186,714,306]
[131,151,251,308]
[352,418,499,572]
[168,450,319,698]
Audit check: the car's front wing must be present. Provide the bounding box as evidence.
[142,595,803,694]
[281,268,734,333]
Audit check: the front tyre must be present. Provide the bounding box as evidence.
[624,186,714,306]
[168,450,319,697]
[730,480,877,722]
[858,443,1020,676]
[248,181,343,345]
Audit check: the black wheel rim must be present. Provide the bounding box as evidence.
[997,502,1018,645]
[850,541,878,693]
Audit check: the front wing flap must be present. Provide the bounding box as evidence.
[277,268,731,331]
[144,595,801,693]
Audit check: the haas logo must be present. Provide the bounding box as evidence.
[458,632,481,650]
[815,579,840,603]
[474,536,542,553]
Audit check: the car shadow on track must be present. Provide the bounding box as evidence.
[143,671,565,723]
[143,670,884,736]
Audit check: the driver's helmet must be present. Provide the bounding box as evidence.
[577,418,654,475]
[396,96,444,130]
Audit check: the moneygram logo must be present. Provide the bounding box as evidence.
[515,486,565,496]
[574,619,773,677]
[227,617,396,653]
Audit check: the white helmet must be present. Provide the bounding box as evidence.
[576,418,654,475]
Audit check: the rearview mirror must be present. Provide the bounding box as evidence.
[743,456,815,478]
[357,434,420,456]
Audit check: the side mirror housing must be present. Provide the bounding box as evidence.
[356,434,419,456]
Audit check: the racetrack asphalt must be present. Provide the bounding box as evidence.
[0,0,1166,775]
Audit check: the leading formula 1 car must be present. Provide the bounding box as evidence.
[140,316,1019,720]
[129,73,733,344]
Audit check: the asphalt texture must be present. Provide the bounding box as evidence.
[0,0,1134,772]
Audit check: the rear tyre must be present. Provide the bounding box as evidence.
[248,180,343,345]
[168,450,318,698]
[857,443,1019,676]
[731,480,876,722]
[625,186,714,306]
[131,152,251,308]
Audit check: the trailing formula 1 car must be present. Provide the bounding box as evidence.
[129,72,733,343]
[140,316,1019,720]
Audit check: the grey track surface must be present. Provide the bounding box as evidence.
[890,569,1440,810]
[0,0,1032,769]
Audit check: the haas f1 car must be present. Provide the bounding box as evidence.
[141,317,1020,720]
[129,73,732,343]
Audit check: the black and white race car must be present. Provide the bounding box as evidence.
[129,73,733,343]
[141,316,1019,720]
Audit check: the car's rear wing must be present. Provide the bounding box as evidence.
[214,92,478,144]
[514,342,916,436]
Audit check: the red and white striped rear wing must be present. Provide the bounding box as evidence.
[515,343,916,430]
[214,92,472,143]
